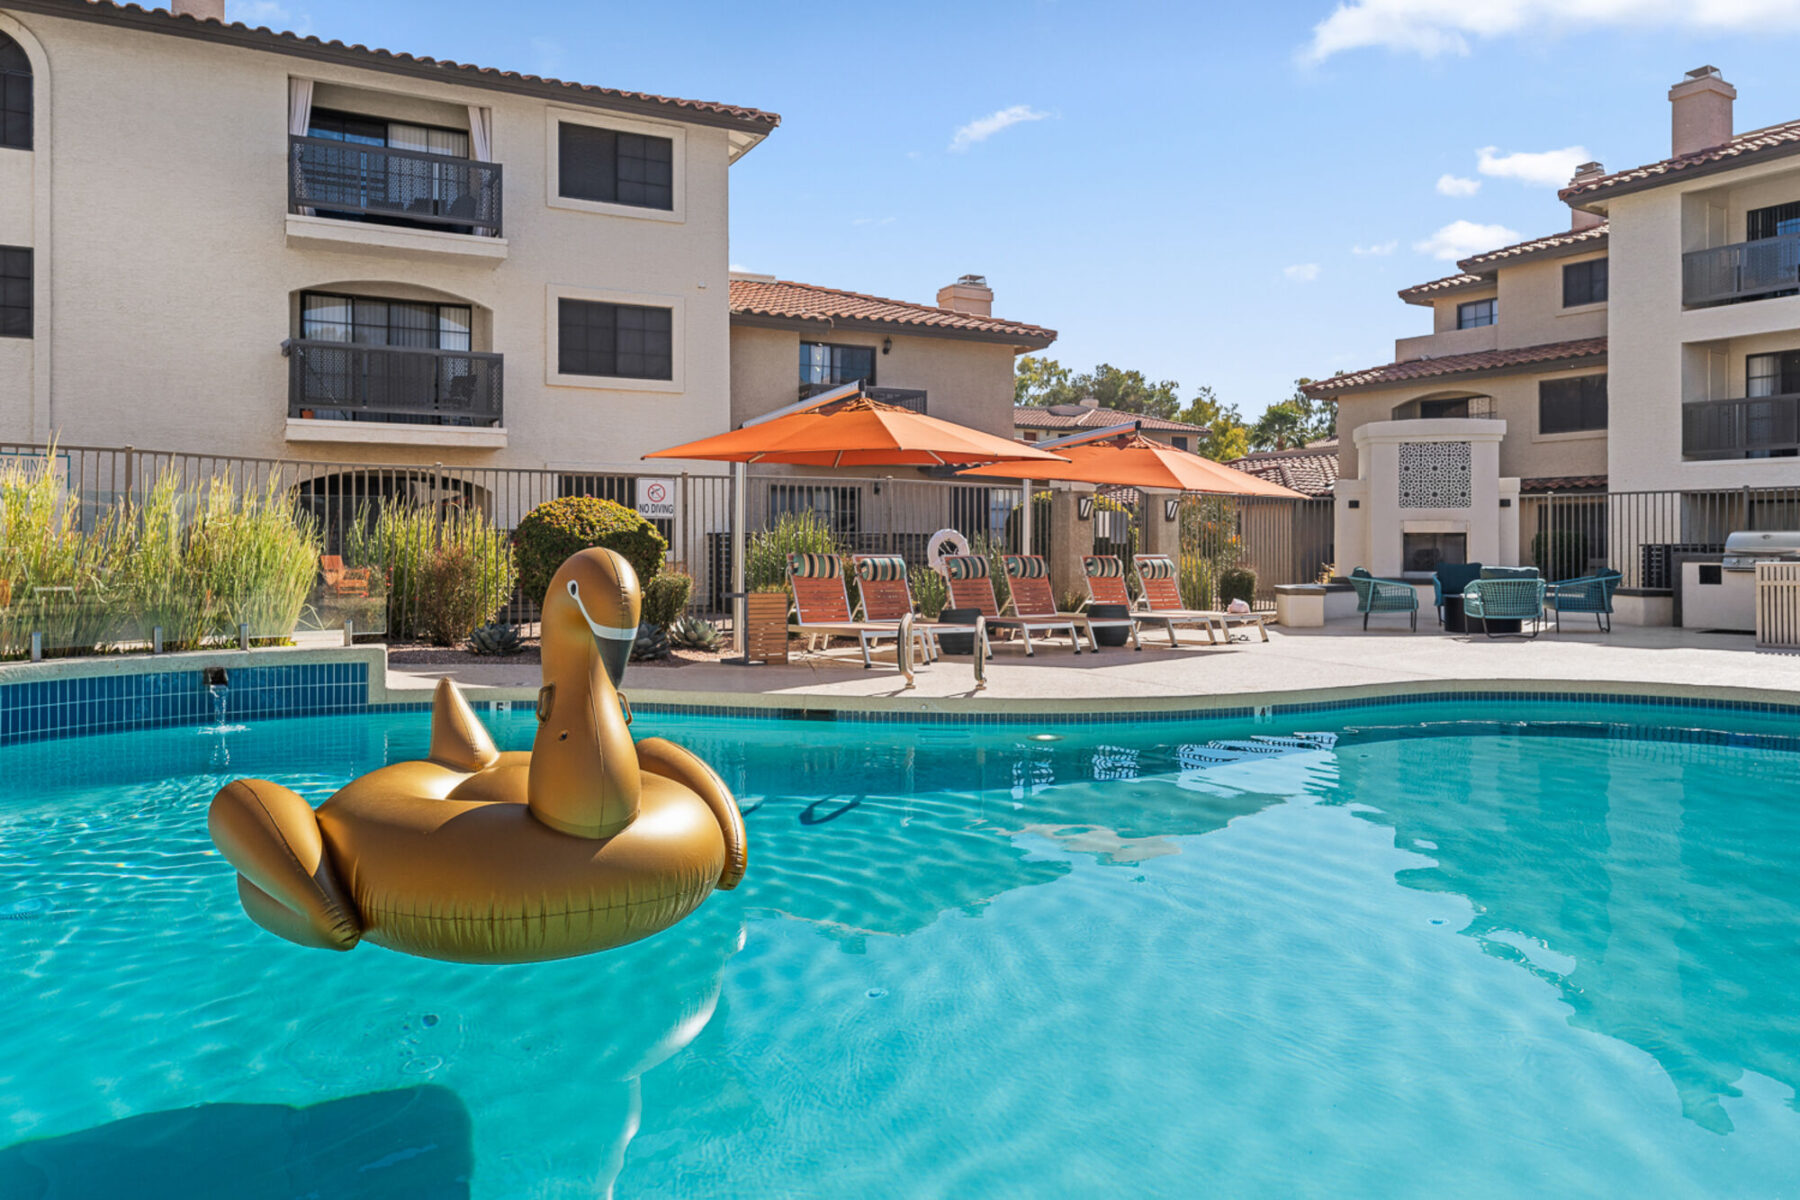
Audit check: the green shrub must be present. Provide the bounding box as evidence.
[641,570,693,628]
[909,565,948,619]
[351,503,515,644]
[969,534,1011,614]
[1177,556,1215,611]
[746,510,838,592]
[1218,564,1257,607]
[513,496,666,605]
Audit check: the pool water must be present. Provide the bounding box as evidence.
[1,702,1797,1198]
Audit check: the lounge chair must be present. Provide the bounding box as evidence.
[942,554,1083,656]
[1432,562,1484,627]
[1462,568,1547,639]
[1002,554,1122,651]
[786,552,927,669]
[1134,554,1271,643]
[1545,569,1622,632]
[851,554,963,660]
[1082,556,1179,649]
[320,554,372,598]
[1348,567,1418,631]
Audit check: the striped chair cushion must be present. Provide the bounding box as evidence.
[787,552,843,579]
[1003,555,1049,579]
[854,555,909,582]
[943,555,990,580]
[1083,556,1124,578]
[1135,555,1178,580]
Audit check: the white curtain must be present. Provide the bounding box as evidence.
[467,106,495,234]
[289,79,315,215]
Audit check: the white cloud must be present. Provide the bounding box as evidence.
[529,36,565,79]
[851,216,897,227]
[1477,144,1591,187]
[949,105,1050,152]
[1414,220,1522,261]
[227,0,291,27]
[1436,174,1481,197]
[1352,240,1399,256]
[1302,0,1800,62]
[1284,263,1322,282]
[728,263,750,273]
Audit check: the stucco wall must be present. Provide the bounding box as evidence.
[728,322,1020,437]
[1335,368,1607,484]
[0,8,740,474]
[1495,252,1608,350]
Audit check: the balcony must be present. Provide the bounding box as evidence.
[284,340,505,448]
[1682,233,1800,307]
[1682,394,1800,459]
[798,383,928,413]
[286,136,507,264]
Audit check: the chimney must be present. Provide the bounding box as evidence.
[1568,161,1606,230]
[1669,66,1735,157]
[170,0,225,20]
[1077,395,1100,410]
[936,273,993,317]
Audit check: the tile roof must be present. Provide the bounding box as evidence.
[1520,474,1609,493]
[1561,120,1800,202]
[12,0,779,131]
[1457,223,1607,270]
[730,278,1056,345]
[1398,273,1488,303]
[1300,336,1607,397]
[1226,441,1339,498]
[1013,405,1204,434]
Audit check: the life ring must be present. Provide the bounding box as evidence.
[927,529,969,575]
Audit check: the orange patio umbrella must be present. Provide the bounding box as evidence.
[644,396,1070,468]
[956,429,1307,498]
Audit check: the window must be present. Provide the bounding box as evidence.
[558,123,673,210]
[1456,298,1496,329]
[1748,201,1800,241]
[0,245,29,338]
[1746,350,1800,397]
[1419,398,1470,419]
[301,292,471,350]
[800,342,876,389]
[1538,375,1608,434]
[1562,259,1608,306]
[307,109,470,158]
[1169,435,1190,452]
[557,299,673,379]
[0,33,29,151]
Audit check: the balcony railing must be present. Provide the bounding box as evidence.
[797,383,928,413]
[285,340,504,427]
[1682,233,1800,306]
[288,136,503,237]
[1683,394,1800,459]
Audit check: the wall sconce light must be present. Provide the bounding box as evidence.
[882,337,892,355]
[1499,498,1512,508]
[1347,500,1360,509]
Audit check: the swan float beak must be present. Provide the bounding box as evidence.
[566,578,637,688]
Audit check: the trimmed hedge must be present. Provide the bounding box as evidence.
[1218,565,1257,607]
[513,497,667,605]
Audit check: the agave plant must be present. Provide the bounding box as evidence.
[630,621,670,661]
[468,622,524,656]
[668,613,723,653]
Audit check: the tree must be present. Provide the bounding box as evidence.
[1248,380,1337,451]
[1013,357,1182,419]
[1177,386,1251,462]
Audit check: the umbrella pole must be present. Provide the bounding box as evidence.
[732,461,748,657]
[1020,479,1033,553]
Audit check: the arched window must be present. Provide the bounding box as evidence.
[0,33,31,151]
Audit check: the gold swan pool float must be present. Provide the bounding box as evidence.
[207,548,746,963]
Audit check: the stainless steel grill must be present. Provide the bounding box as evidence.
[1721,530,1800,571]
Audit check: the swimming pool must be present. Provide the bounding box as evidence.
[1,699,1796,1197]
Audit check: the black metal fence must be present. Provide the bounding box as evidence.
[1520,485,1800,587]
[285,341,504,426]
[289,136,504,236]
[1682,395,1800,459]
[1682,233,1800,307]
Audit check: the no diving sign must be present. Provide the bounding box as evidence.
[636,477,677,520]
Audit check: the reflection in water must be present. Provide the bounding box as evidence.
[0,1086,472,1199]
[1333,729,1800,1133]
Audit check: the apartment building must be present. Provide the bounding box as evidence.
[728,272,1055,440]
[1014,398,1205,451]
[0,0,776,477]
[1310,66,1800,618]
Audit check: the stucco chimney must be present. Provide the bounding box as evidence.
[1669,66,1735,157]
[937,274,993,317]
[1568,162,1606,229]
[170,0,225,21]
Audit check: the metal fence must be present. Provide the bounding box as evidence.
[289,136,504,236]
[1520,485,1800,587]
[1179,495,1335,609]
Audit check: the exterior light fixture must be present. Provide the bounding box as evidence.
[882,337,892,355]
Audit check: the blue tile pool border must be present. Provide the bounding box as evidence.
[4,663,1800,746]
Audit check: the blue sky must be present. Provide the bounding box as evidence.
[232,0,1800,417]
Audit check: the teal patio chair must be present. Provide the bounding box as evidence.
[1462,569,1547,639]
[1348,567,1418,631]
[1545,570,1622,632]
[1431,562,1484,627]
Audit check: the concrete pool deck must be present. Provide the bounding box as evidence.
[384,621,1800,715]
